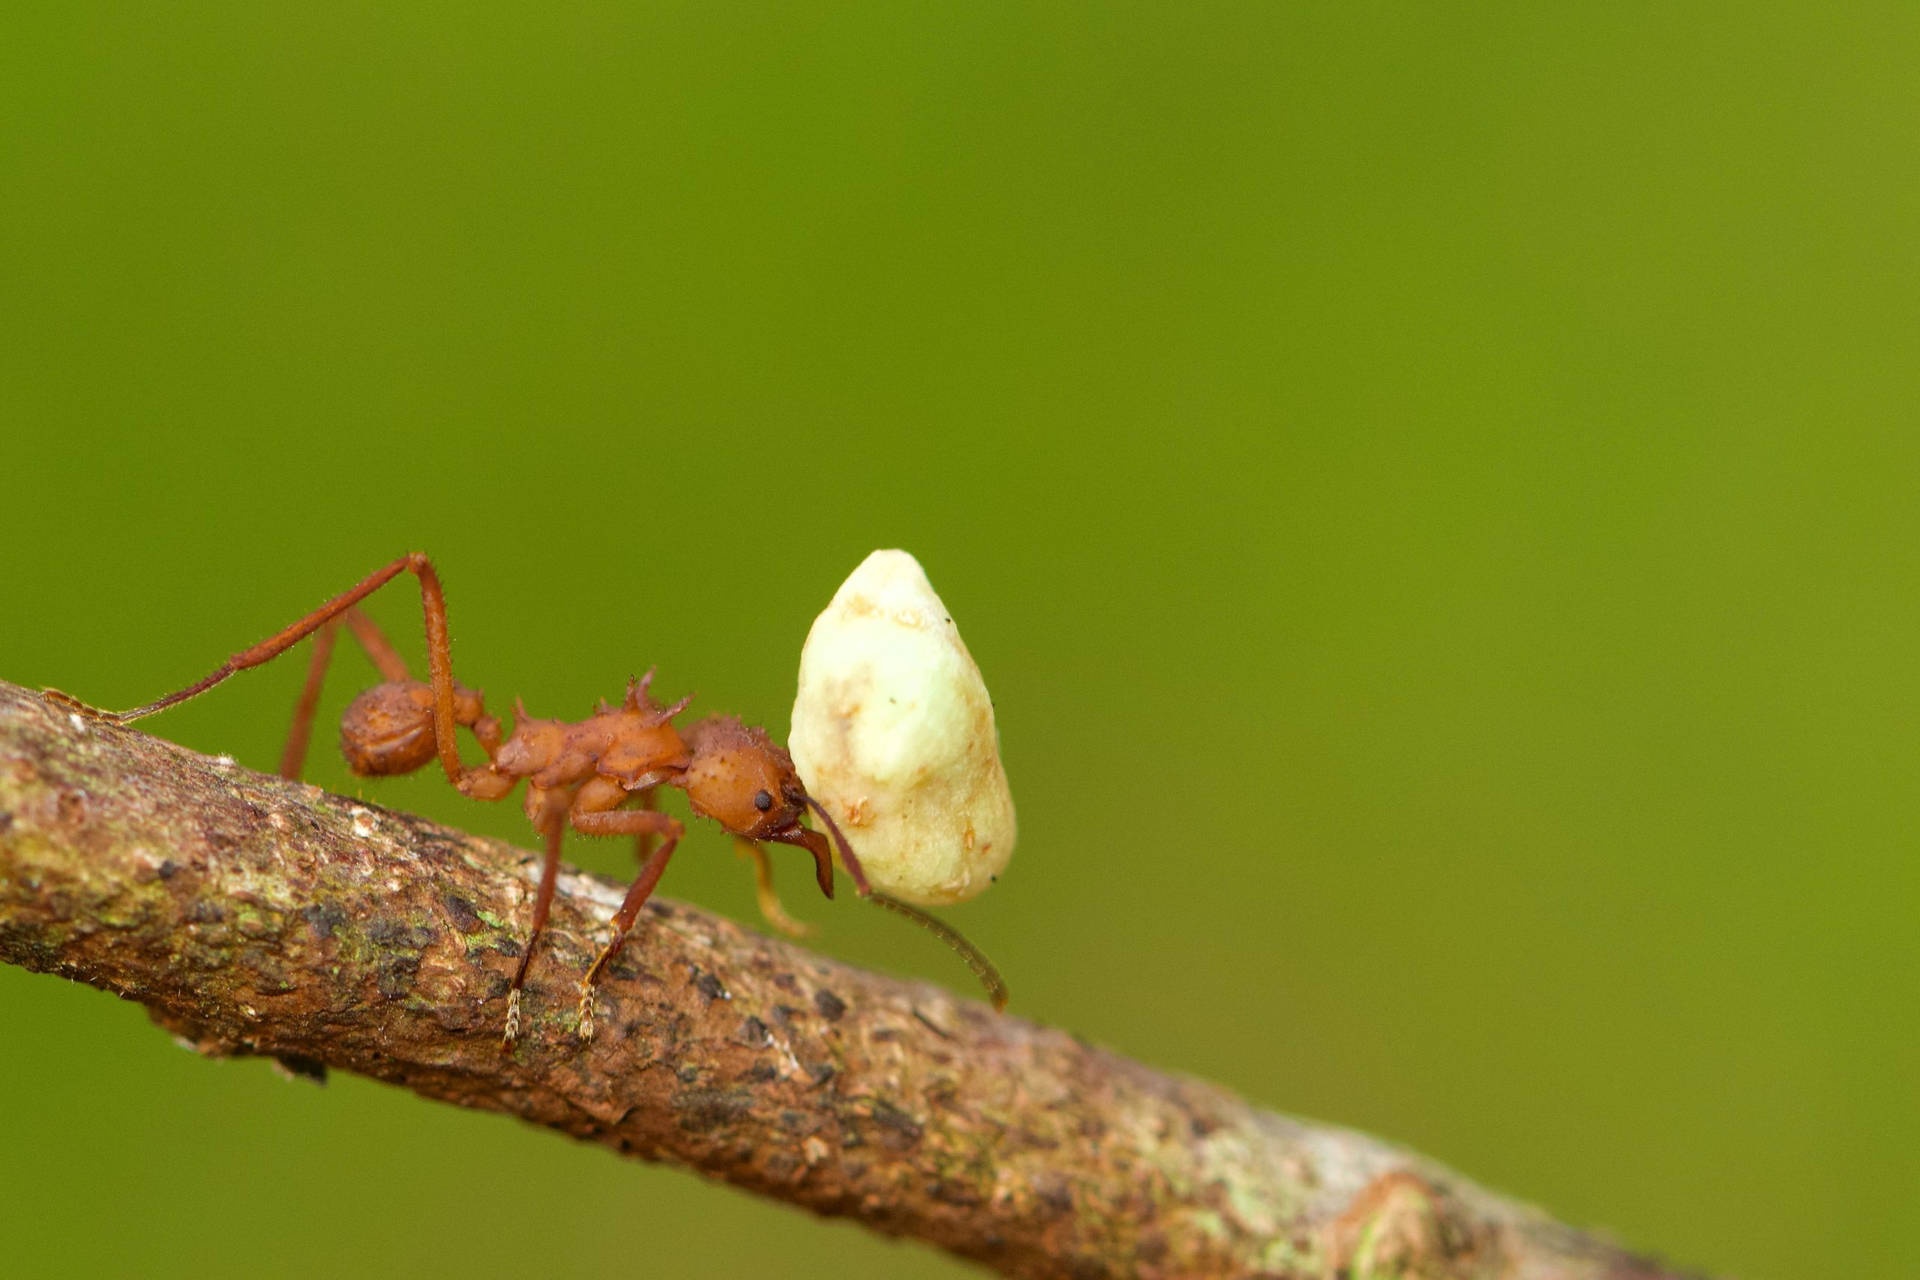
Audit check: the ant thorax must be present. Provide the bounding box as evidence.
[488,680,694,793]
[680,714,807,838]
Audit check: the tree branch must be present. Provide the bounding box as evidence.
[0,679,1706,1280]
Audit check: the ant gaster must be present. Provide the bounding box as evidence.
[51,552,1006,1044]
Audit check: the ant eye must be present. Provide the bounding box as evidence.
[753,789,773,813]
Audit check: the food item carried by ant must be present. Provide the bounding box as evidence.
[789,549,1015,906]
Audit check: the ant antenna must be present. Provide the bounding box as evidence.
[867,891,1009,1011]
[802,795,1008,1011]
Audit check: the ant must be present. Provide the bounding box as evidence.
[50,552,1006,1045]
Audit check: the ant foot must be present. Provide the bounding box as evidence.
[502,989,522,1047]
[576,988,597,1042]
[42,689,111,721]
[763,904,816,941]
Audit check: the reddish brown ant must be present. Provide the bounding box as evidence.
[52,552,1007,1044]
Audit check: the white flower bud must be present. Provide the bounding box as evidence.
[790,550,1014,905]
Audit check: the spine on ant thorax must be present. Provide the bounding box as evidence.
[489,701,694,793]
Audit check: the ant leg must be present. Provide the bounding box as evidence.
[633,788,658,863]
[279,620,338,780]
[341,607,411,682]
[572,804,684,1040]
[504,793,568,1047]
[276,607,412,781]
[734,838,815,939]
[106,553,469,788]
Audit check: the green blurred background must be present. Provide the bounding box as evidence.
[2,6,1914,1277]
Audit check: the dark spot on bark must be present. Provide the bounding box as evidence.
[869,1100,923,1150]
[1068,1256,1106,1280]
[871,1028,901,1043]
[1035,1180,1074,1217]
[301,903,345,939]
[0,921,59,970]
[927,1179,983,1207]
[377,954,421,999]
[604,953,646,983]
[911,1009,954,1040]
[812,988,846,1021]
[673,1087,754,1134]
[762,1151,799,1181]
[840,1128,864,1149]
[56,792,86,824]
[741,1063,778,1083]
[189,901,227,924]
[442,894,482,932]
[677,1065,701,1084]
[777,1109,812,1134]
[273,1053,329,1085]
[808,1063,835,1086]
[1137,1233,1168,1264]
[647,901,672,920]
[771,1004,799,1028]
[1190,1111,1220,1138]
[366,917,436,950]
[0,811,13,835]
[691,969,727,1002]
[156,859,178,880]
[770,971,799,993]
[739,1015,771,1048]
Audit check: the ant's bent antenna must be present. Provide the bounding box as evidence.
[803,794,1008,1010]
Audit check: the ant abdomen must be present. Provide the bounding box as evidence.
[341,681,490,777]
[341,681,438,776]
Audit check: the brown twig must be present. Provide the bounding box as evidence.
[0,679,1708,1280]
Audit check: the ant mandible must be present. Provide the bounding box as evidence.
[55,552,1006,1045]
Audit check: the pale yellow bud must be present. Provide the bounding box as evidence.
[790,550,1015,905]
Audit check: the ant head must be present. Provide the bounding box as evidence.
[681,715,810,841]
[682,714,862,901]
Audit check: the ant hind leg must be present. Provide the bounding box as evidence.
[278,620,340,780]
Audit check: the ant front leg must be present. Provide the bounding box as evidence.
[734,838,815,939]
[571,785,684,1041]
[504,788,569,1047]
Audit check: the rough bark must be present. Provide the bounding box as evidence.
[0,679,1707,1280]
